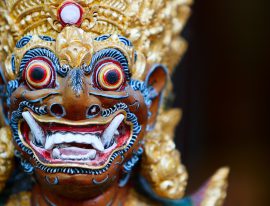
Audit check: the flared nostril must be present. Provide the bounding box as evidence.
[49,103,66,118]
[86,104,101,118]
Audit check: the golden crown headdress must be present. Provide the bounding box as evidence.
[0,0,192,82]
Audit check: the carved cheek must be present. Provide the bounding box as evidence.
[123,89,149,127]
[134,100,148,127]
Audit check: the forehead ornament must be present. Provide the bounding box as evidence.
[58,1,84,26]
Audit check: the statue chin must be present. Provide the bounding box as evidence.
[35,173,116,200]
[28,133,143,201]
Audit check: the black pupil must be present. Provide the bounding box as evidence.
[106,70,120,85]
[30,67,46,81]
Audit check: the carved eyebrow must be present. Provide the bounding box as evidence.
[16,36,33,49]
[94,34,133,47]
[38,35,56,42]
[90,48,131,80]
[19,48,60,77]
[16,35,56,49]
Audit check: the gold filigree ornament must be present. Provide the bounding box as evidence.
[0,0,193,81]
[56,26,95,67]
[5,191,31,206]
[142,109,188,199]
[0,127,14,192]
[55,26,136,68]
[200,167,230,206]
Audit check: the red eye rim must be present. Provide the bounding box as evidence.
[23,57,56,90]
[94,59,126,91]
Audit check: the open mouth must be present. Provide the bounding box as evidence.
[18,111,132,167]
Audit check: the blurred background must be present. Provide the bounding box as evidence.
[173,0,269,205]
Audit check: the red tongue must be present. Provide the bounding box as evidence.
[59,147,93,156]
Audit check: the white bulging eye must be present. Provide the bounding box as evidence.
[96,63,125,91]
[24,58,55,90]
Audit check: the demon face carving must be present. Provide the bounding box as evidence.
[7,27,167,202]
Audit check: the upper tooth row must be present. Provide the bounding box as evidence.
[45,133,105,151]
[22,111,125,151]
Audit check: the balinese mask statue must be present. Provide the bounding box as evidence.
[0,0,229,205]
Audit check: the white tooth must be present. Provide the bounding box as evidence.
[52,148,60,159]
[45,133,104,151]
[90,135,104,152]
[101,114,125,148]
[114,130,120,136]
[45,135,54,150]
[59,149,97,160]
[22,111,45,146]
[88,149,97,159]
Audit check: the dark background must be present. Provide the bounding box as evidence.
[173,0,269,205]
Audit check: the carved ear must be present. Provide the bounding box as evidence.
[145,64,168,130]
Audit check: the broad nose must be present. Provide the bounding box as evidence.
[48,69,102,120]
[48,101,101,120]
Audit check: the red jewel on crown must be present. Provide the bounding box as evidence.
[58,1,84,26]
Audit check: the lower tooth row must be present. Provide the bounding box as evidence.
[51,148,97,160]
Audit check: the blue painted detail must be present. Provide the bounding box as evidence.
[19,48,61,76]
[11,54,16,74]
[20,159,34,174]
[7,79,19,96]
[91,48,131,80]
[58,64,70,77]
[118,35,133,47]
[123,147,143,172]
[6,79,19,106]
[70,69,84,96]
[82,63,91,74]
[95,34,111,41]
[14,150,21,158]
[129,79,157,108]
[45,176,59,185]
[16,36,32,48]
[95,34,133,47]
[139,176,193,206]
[39,35,56,42]
[134,51,138,62]
[119,147,143,187]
